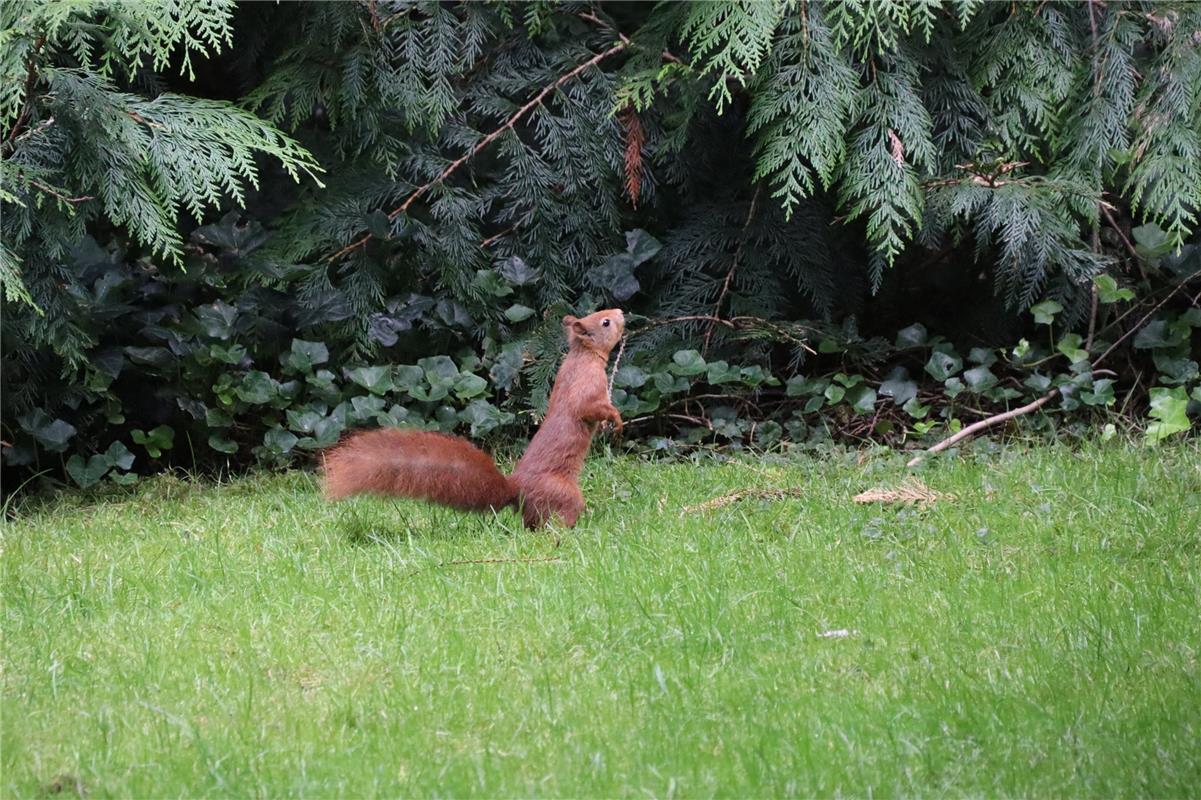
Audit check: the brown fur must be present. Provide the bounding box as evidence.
[321,309,625,529]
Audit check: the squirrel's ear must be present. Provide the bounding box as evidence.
[571,320,589,337]
[561,315,577,328]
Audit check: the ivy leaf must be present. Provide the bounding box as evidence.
[1056,334,1089,364]
[595,253,641,301]
[786,376,827,396]
[1024,373,1053,392]
[1080,379,1115,407]
[1094,275,1135,304]
[211,343,247,365]
[365,209,391,240]
[963,366,999,393]
[879,367,917,406]
[67,454,110,488]
[393,365,425,394]
[132,425,174,458]
[1029,300,1063,325]
[497,256,538,286]
[346,366,393,395]
[1145,387,1191,443]
[967,347,997,367]
[489,348,525,392]
[504,304,535,323]
[237,371,278,404]
[925,351,962,381]
[1133,320,1187,350]
[18,411,77,453]
[419,356,460,389]
[845,385,878,414]
[125,346,175,369]
[902,396,930,419]
[285,339,329,371]
[670,350,707,376]
[625,229,662,266]
[615,365,649,389]
[458,400,514,436]
[103,440,135,470]
[653,372,690,394]
[453,373,489,400]
[208,434,238,454]
[894,323,928,349]
[1132,223,1174,263]
[472,269,514,298]
[1152,352,1199,385]
[263,427,299,455]
[435,300,473,329]
[287,409,324,433]
[349,395,386,422]
[194,300,239,339]
[192,213,269,255]
[740,365,774,387]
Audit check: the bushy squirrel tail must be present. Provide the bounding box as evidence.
[321,428,517,512]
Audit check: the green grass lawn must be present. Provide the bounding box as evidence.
[3,442,1200,797]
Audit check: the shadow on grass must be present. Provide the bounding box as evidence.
[334,499,520,546]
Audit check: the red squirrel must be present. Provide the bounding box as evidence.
[321,309,625,529]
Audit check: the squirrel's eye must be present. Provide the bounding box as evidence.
[602,319,611,327]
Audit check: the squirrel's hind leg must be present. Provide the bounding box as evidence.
[520,478,585,529]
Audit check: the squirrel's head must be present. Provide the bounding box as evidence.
[562,309,625,357]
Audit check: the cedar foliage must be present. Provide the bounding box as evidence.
[2,1,1199,480]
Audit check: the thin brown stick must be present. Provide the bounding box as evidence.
[907,273,1198,467]
[1085,246,1100,351]
[480,224,518,249]
[906,390,1058,467]
[446,556,561,566]
[3,35,46,153]
[1100,204,1146,278]
[326,41,627,263]
[704,184,762,352]
[1093,268,1201,365]
[28,180,93,205]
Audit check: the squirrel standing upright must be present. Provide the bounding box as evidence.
[321,309,625,529]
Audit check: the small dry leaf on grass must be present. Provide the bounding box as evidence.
[680,487,806,515]
[853,478,955,506]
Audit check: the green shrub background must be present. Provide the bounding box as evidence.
[2,1,1199,488]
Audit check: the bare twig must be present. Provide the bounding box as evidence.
[1094,268,1201,365]
[637,314,816,353]
[1100,204,1146,276]
[28,180,93,205]
[704,184,762,352]
[3,35,47,154]
[480,224,518,249]
[446,556,561,566]
[326,41,628,263]
[906,390,1059,467]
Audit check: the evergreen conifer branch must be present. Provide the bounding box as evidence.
[325,39,628,264]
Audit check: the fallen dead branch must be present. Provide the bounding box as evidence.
[681,487,806,515]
